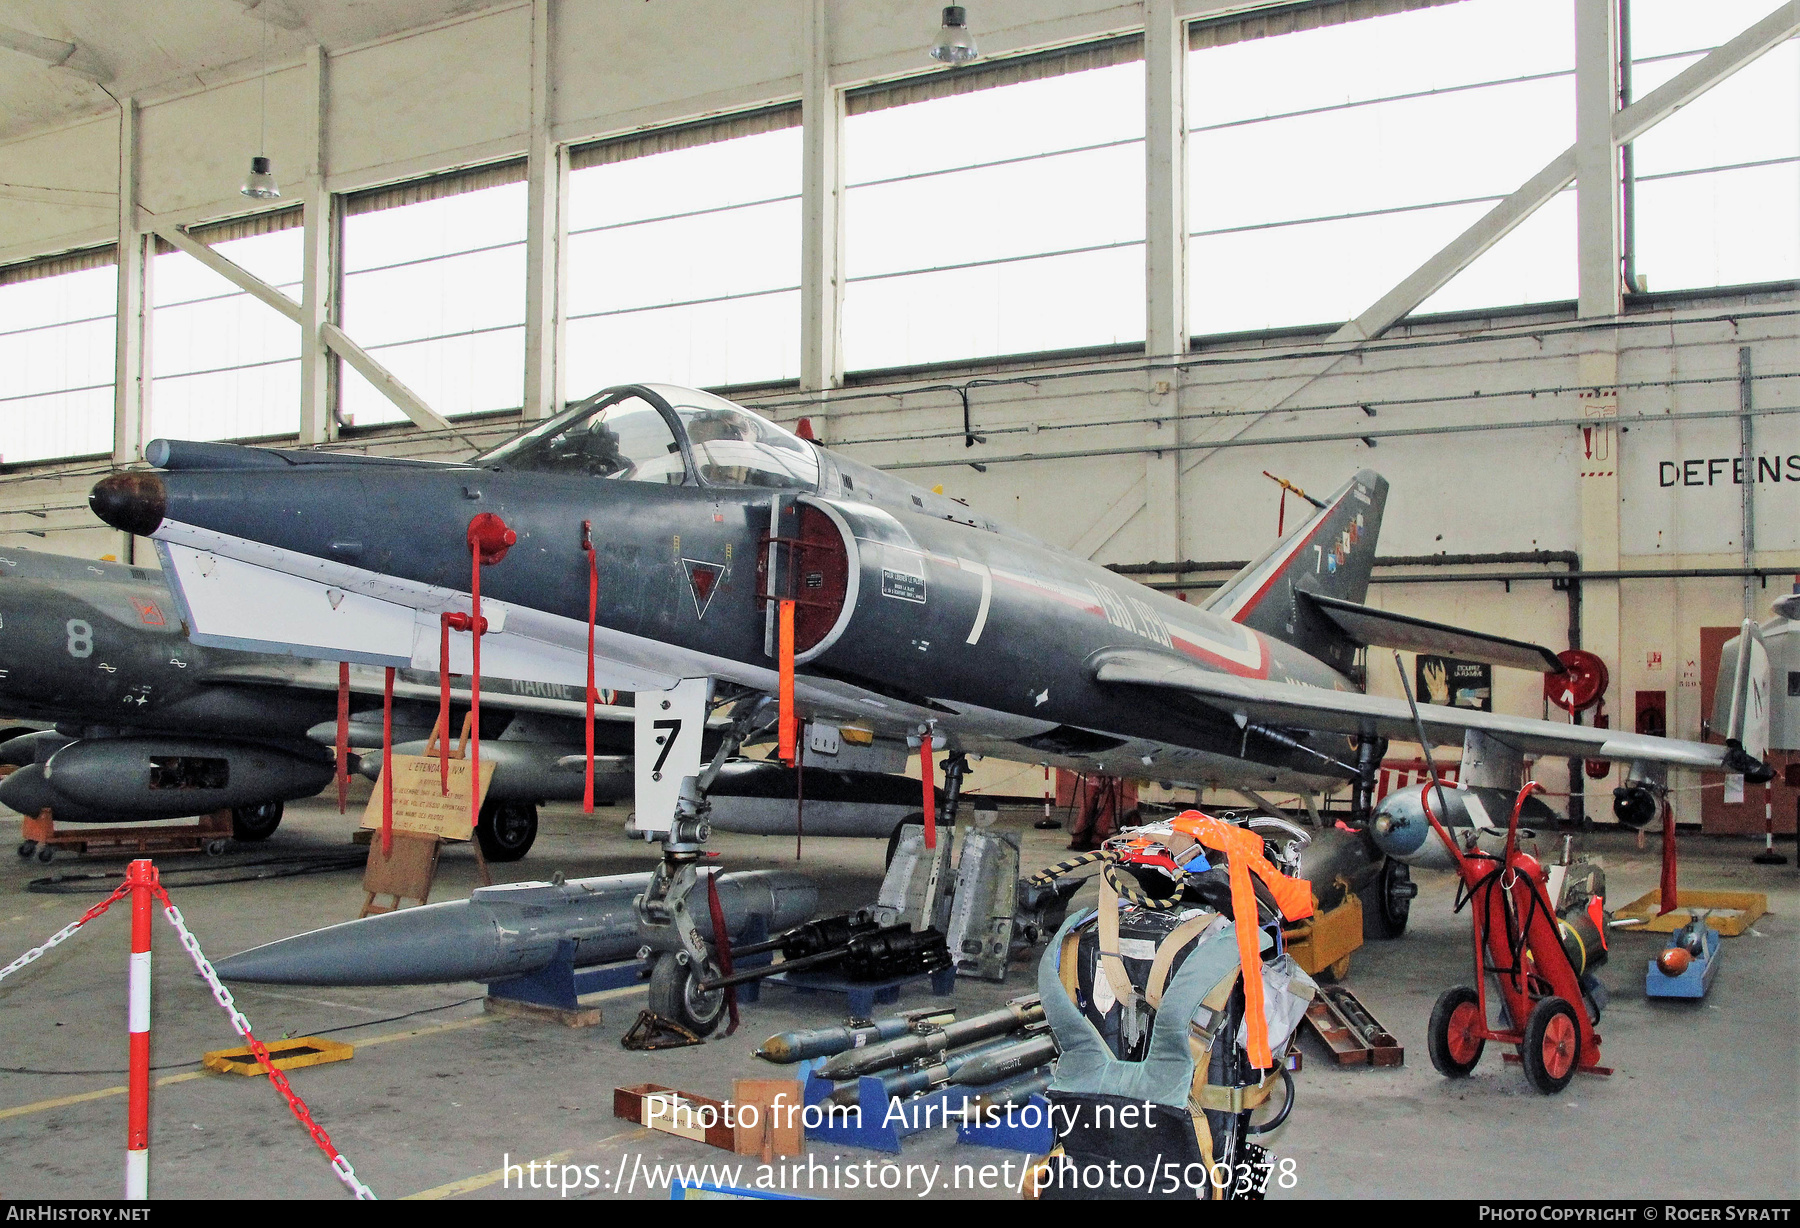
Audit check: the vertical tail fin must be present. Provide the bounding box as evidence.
[1204,470,1388,672]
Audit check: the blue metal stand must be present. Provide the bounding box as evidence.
[800,1071,984,1154]
[763,963,955,1018]
[957,1092,1055,1153]
[1646,927,1721,999]
[486,940,648,1011]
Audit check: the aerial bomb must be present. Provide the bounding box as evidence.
[818,997,1044,1080]
[758,1008,956,1064]
[215,869,816,986]
[1369,783,1556,871]
[942,1032,1058,1088]
[826,1035,1026,1107]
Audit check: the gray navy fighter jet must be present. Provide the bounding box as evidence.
[0,545,923,860]
[86,383,1772,1017]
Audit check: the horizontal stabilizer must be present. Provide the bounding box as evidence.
[1091,647,1768,775]
[1301,592,1566,673]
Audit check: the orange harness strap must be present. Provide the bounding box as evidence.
[1170,811,1312,1069]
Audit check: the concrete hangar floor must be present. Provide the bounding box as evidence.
[0,797,1793,1201]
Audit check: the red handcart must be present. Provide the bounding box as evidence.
[1420,780,1611,1094]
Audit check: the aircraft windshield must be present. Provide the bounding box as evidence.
[664,390,818,490]
[479,393,688,483]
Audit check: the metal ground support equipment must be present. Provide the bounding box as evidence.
[1419,780,1611,1094]
[1302,984,1404,1066]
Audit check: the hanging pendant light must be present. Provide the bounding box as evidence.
[928,5,979,65]
[241,155,280,199]
[240,20,280,198]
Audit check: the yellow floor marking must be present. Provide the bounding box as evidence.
[404,1149,576,1200]
[0,1084,129,1121]
[0,1015,492,1121]
[403,1128,650,1200]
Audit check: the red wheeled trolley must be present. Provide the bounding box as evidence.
[1420,781,1611,1094]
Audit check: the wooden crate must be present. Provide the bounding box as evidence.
[614,1083,736,1151]
[1283,892,1363,978]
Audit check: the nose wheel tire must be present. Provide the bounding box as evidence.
[647,952,726,1038]
[1520,996,1580,1094]
[476,800,539,862]
[1427,985,1486,1078]
[231,800,284,842]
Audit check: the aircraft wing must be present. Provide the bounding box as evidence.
[1092,647,1762,773]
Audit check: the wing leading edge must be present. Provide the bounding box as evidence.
[1092,647,1771,776]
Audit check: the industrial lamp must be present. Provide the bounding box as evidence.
[929,6,979,64]
[239,20,280,198]
[241,155,279,199]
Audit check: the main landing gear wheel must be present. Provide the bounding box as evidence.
[647,952,726,1038]
[1428,985,1486,1078]
[1363,857,1414,940]
[1520,996,1580,1094]
[476,799,538,862]
[231,800,283,842]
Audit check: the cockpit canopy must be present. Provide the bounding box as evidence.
[477,384,819,490]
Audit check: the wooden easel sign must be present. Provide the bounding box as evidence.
[359,753,497,843]
[358,753,497,915]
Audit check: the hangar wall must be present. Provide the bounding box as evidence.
[0,0,1795,823]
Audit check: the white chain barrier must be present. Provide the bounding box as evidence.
[0,878,377,1200]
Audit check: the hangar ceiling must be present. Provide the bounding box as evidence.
[0,0,515,142]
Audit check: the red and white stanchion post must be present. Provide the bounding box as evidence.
[1,855,376,1199]
[125,859,155,1198]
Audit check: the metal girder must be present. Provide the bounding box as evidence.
[1346,1,1800,342]
[521,0,566,421]
[113,99,145,467]
[153,221,452,435]
[320,323,452,433]
[799,0,844,402]
[153,224,301,324]
[1077,2,1800,559]
[0,24,110,81]
[298,44,333,445]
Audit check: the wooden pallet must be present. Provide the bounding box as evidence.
[1302,984,1404,1067]
[20,809,232,860]
[1612,888,1766,936]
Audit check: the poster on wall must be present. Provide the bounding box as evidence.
[1416,655,1492,712]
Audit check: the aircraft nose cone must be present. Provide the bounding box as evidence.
[90,471,167,537]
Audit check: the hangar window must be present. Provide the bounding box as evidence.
[1627,0,1800,293]
[842,41,1146,371]
[1185,0,1577,334]
[566,108,803,394]
[341,164,528,425]
[150,208,302,443]
[0,249,116,464]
